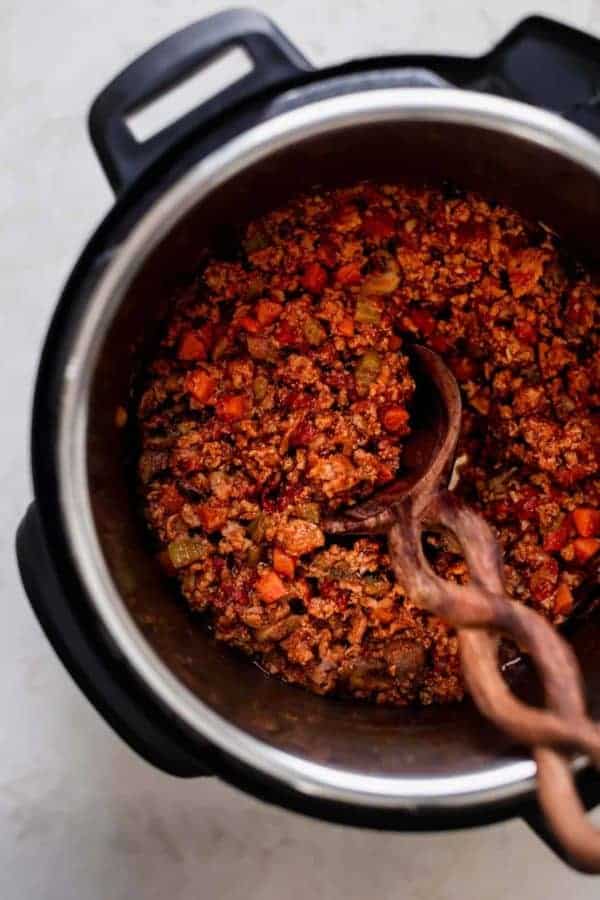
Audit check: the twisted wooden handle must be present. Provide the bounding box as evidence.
[388,491,600,872]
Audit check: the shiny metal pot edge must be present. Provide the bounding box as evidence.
[58,89,600,809]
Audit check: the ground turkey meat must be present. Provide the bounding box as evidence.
[137,180,600,707]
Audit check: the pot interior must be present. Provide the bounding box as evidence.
[86,109,600,785]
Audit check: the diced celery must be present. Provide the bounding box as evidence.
[167,540,206,569]
[355,351,381,395]
[355,296,382,325]
[247,514,266,543]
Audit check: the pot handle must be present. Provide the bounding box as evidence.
[89,9,312,193]
[16,504,210,777]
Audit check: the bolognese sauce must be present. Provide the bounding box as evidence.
[137,181,600,706]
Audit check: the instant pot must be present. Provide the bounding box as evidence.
[16,9,600,869]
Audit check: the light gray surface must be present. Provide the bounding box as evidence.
[3,1,600,897]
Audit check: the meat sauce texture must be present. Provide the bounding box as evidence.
[137,181,600,706]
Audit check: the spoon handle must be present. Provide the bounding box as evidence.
[389,490,600,873]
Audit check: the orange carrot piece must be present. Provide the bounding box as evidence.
[185,370,216,404]
[301,262,327,293]
[256,569,287,603]
[238,315,261,333]
[337,316,355,337]
[217,393,250,421]
[381,405,410,433]
[543,516,572,553]
[273,548,296,578]
[573,537,600,563]
[178,332,207,361]
[335,263,362,286]
[197,502,228,533]
[573,507,600,538]
[554,582,574,616]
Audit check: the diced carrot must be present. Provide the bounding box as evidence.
[301,262,328,294]
[237,315,261,333]
[256,300,283,326]
[184,369,216,404]
[573,538,600,563]
[256,569,287,603]
[554,582,574,616]
[543,515,572,552]
[381,405,410,433]
[573,507,600,538]
[337,315,355,337]
[335,263,362,286]
[363,210,395,239]
[217,393,251,421]
[178,332,207,361]
[273,548,296,578]
[197,502,228,532]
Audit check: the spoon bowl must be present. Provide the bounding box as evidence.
[324,344,462,534]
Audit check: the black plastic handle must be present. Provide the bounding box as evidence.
[89,8,312,193]
[16,504,210,777]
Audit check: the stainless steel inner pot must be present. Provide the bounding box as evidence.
[59,89,600,812]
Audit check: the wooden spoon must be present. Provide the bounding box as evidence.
[323,344,600,873]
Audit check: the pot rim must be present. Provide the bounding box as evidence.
[57,87,600,810]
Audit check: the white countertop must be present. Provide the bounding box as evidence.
[3,1,600,897]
